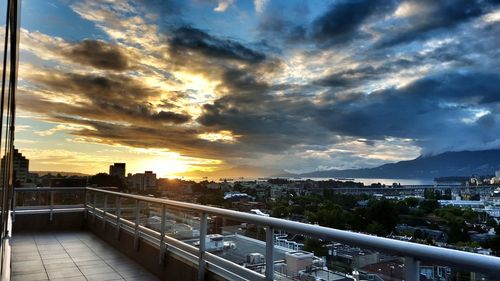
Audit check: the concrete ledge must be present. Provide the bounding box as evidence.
[13,212,86,232]
[87,217,225,281]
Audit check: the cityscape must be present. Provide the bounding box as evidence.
[1,0,500,281]
[5,147,500,280]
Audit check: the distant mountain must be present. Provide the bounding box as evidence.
[176,165,292,180]
[299,150,500,179]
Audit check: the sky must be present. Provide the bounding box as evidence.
[4,0,500,177]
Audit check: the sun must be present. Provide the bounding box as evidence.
[136,157,190,178]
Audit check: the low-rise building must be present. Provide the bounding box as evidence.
[128,171,157,191]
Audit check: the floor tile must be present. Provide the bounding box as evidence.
[11,231,160,281]
[11,271,48,281]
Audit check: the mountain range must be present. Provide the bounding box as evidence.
[180,149,500,180]
[297,149,500,179]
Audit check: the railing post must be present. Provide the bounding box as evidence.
[134,199,140,250]
[115,196,121,240]
[265,226,274,281]
[83,188,87,219]
[92,192,97,225]
[159,204,166,264]
[404,256,420,281]
[198,212,208,281]
[12,191,16,222]
[102,194,108,231]
[49,190,54,222]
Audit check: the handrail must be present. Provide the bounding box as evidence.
[15,187,87,191]
[12,187,500,279]
[84,187,500,275]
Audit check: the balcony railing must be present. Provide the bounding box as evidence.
[12,187,500,281]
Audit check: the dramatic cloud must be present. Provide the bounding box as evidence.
[169,26,266,64]
[15,0,500,174]
[64,39,131,70]
[311,0,395,46]
[315,72,500,153]
[377,0,500,47]
[19,70,191,127]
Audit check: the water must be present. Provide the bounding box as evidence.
[290,177,434,186]
[186,176,433,186]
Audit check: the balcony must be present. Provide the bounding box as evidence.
[6,187,500,281]
[11,231,158,281]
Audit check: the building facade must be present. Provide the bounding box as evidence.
[127,171,157,191]
[109,163,126,179]
[0,148,29,187]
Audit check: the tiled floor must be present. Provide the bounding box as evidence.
[11,231,160,281]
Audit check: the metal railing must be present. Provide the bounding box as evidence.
[12,187,500,281]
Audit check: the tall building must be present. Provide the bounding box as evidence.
[0,148,29,187]
[109,163,126,179]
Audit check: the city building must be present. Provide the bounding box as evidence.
[0,147,29,187]
[109,162,126,179]
[127,171,157,191]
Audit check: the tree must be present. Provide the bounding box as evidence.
[486,218,497,228]
[448,222,469,244]
[89,173,125,190]
[419,199,439,214]
[303,238,328,256]
[366,222,386,236]
[482,236,500,255]
[308,203,347,229]
[365,200,399,235]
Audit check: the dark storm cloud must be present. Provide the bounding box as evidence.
[257,0,396,46]
[63,40,131,71]
[153,111,191,124]
[315,65,389,88]
[32,72,157,102]
[315,72,500,153]
[220,67,270,92]
[377,0,500,47]
[197,87,335,154]
[311,0,395,46]
[258,0,499,50]
[169,26,266,63]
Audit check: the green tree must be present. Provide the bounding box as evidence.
[89,173,125,190]
[419,199,439,214]
[365,200,399,235]
[366,222,386,236]
[308,203,347,229]
[303,238,328,256]
[448,222,469,244]
[486,218,497,228]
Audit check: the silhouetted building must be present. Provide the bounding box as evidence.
[127,171,157,191]
[109,163,126,179]
[0,148,29,187]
